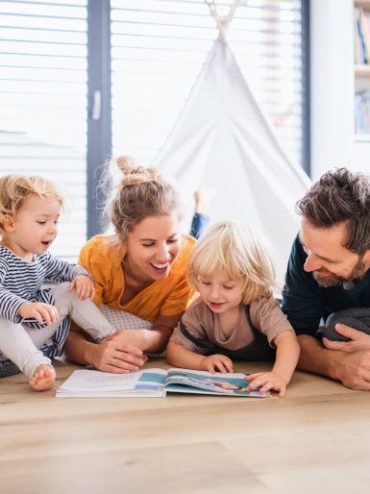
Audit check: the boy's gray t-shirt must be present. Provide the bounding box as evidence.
[170,296,295,354]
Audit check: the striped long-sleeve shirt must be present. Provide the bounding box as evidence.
[0,245,88,323]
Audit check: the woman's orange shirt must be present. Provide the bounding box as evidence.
[78,234,196,322]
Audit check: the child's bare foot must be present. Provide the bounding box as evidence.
[194,188,217,214]
[29,364,56,391]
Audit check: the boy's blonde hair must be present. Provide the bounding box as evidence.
[0,174,63,233]
[103,155,182,240]
[188,220,276,304]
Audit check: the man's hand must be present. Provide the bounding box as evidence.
[68,275,95,300]
[18,302,59,325]
[322,325,370,390]
[334,350,370,390]
[323,324,370,353]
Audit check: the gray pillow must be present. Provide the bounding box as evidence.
[323,308,370,342]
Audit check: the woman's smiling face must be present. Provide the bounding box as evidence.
[124,214,182,282]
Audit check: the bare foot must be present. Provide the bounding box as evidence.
[194,188,217,214]
[29,364,56,391]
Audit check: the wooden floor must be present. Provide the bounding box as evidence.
[1,360,370,494]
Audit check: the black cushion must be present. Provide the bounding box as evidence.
[323,308,370,342]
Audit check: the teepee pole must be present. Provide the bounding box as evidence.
[204,0,243,39]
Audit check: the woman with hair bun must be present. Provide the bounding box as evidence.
[65,156,202,373]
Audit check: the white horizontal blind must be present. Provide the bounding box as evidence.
[111,0,304,166]
[0,0,87,261]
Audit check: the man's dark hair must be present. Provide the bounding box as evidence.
[296,168,370,254]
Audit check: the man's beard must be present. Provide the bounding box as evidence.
[313,258,367,288]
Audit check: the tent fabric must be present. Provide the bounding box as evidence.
[153,37,311,285]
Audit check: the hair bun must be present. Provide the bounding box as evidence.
[116,155,138,173]
[115,155,160,187]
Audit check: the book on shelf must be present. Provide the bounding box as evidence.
[355,90,370,133]
[355,7,370,65]
[56,368,270,398]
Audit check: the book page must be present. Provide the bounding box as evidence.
[165,368,269,397]
[57,369,143,392]
[56,368,168,398]
[132,369,167,391]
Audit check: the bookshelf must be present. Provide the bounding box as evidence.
[355,64,370,77]
[354,1,370,138]
[354,134,370,143]
[355,0,370,9]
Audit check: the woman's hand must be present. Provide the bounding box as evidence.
[89,332,148,373]
[200,354,234,373]
[245,371,288,397]
[111,329,152,351]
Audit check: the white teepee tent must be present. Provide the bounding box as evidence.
[153,4,311,285]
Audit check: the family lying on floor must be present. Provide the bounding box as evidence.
[0,156,369,395]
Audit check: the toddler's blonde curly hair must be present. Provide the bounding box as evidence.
[0,174,63,234]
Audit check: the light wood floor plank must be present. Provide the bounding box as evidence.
[1,360,370,493]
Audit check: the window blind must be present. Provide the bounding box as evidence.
[111,0,304,166]
[0,0,88,260]
[0,0,307,255]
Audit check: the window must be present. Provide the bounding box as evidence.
[0,0,87,259]
[0,0,308,257]
[111,0,306,166]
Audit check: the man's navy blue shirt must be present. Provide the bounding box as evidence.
[281,235,370,336]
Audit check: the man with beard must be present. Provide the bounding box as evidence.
[282,168,370,390]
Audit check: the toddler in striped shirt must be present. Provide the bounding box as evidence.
[0,175,116,391]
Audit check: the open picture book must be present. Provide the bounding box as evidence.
[56,368,270,398]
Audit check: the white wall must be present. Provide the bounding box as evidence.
[310,0,358,178]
